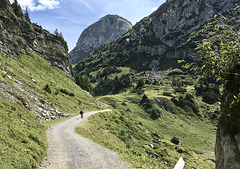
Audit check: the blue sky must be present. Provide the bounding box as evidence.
[10,0,165,51]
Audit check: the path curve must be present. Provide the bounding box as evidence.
[38,110,129,169]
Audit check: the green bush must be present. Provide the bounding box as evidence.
[43,84,52,94]
[168,69,183,76]
[163,92,172,97]
[174,87,186,93]
[136,79,145,88]
[60,88,75,97]
[150,109,162,120]
[171,136,180,145]
[175,146,185,153]
[171,94,199,115]
[202,91,219,104]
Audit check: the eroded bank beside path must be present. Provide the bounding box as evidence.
[39,110,129,169]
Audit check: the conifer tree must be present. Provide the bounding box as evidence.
[24,7,30,22]
[54,29,59,36]
[12,0,23,17]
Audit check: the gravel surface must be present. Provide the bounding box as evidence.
[38,110,129,169]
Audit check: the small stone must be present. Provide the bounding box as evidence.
[6,74,11,79]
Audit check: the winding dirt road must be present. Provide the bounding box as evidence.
[38,110,129,169]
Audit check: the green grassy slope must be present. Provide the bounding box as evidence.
[0,101,46,169]
[0,52,105,168]
[76,68,219,168]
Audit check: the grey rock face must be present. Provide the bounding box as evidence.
[70,15,132,64]
[109,0,240,69]
[0,1,71,77]
[215,125,240,169]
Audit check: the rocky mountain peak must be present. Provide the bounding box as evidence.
[69,14,132,64]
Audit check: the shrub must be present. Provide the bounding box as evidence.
[168,69,183,76]
[202,91,219,104]
[171,95,199,115]
[150,109,162,120]
[43,84,51,94]
[163,92,172,97]
[122,102,127,106]
[171,136,180,145]
[60,88,75,97]
[136,79,145,88]
[174,87,186,93]
[175,146,184,153]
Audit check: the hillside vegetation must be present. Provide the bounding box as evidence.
[76,68,220,168]
[0,52,104,168]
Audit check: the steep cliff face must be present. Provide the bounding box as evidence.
[75,0,240,73]
[0,0,71,77]
[112,0,240,66]
[69,14,132,64]
[0,0,76,122]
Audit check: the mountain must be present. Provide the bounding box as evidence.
[75,0,240,73]
[0,1,103,168]
[69,14,132,64]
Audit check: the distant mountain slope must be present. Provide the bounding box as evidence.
[75,0,240,73]
[69,15,132,64]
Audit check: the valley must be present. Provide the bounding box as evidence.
[1,0,240,168]
[75,67,219,168]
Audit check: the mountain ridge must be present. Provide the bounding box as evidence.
[75,0,240,73]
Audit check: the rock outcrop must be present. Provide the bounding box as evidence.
[69,14,132,64]
[0,0,71,77]
[113,0,240,60]
[0,0,74,122]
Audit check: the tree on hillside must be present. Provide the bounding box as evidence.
[54,28,68,50]
[136,79,145,89]
[195,7,240,168]
[24,7,30,22]
[54,28,59,36]
[12,0,23,17]
[75,74,93,93]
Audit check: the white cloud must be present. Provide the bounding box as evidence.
[68,47,74,53]
[10,0,60,11]
[152,7,158,12]
[77,0,94,11]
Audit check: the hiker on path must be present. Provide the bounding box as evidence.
[80,110,84,118]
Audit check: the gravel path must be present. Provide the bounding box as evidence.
[38,110,129,169]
